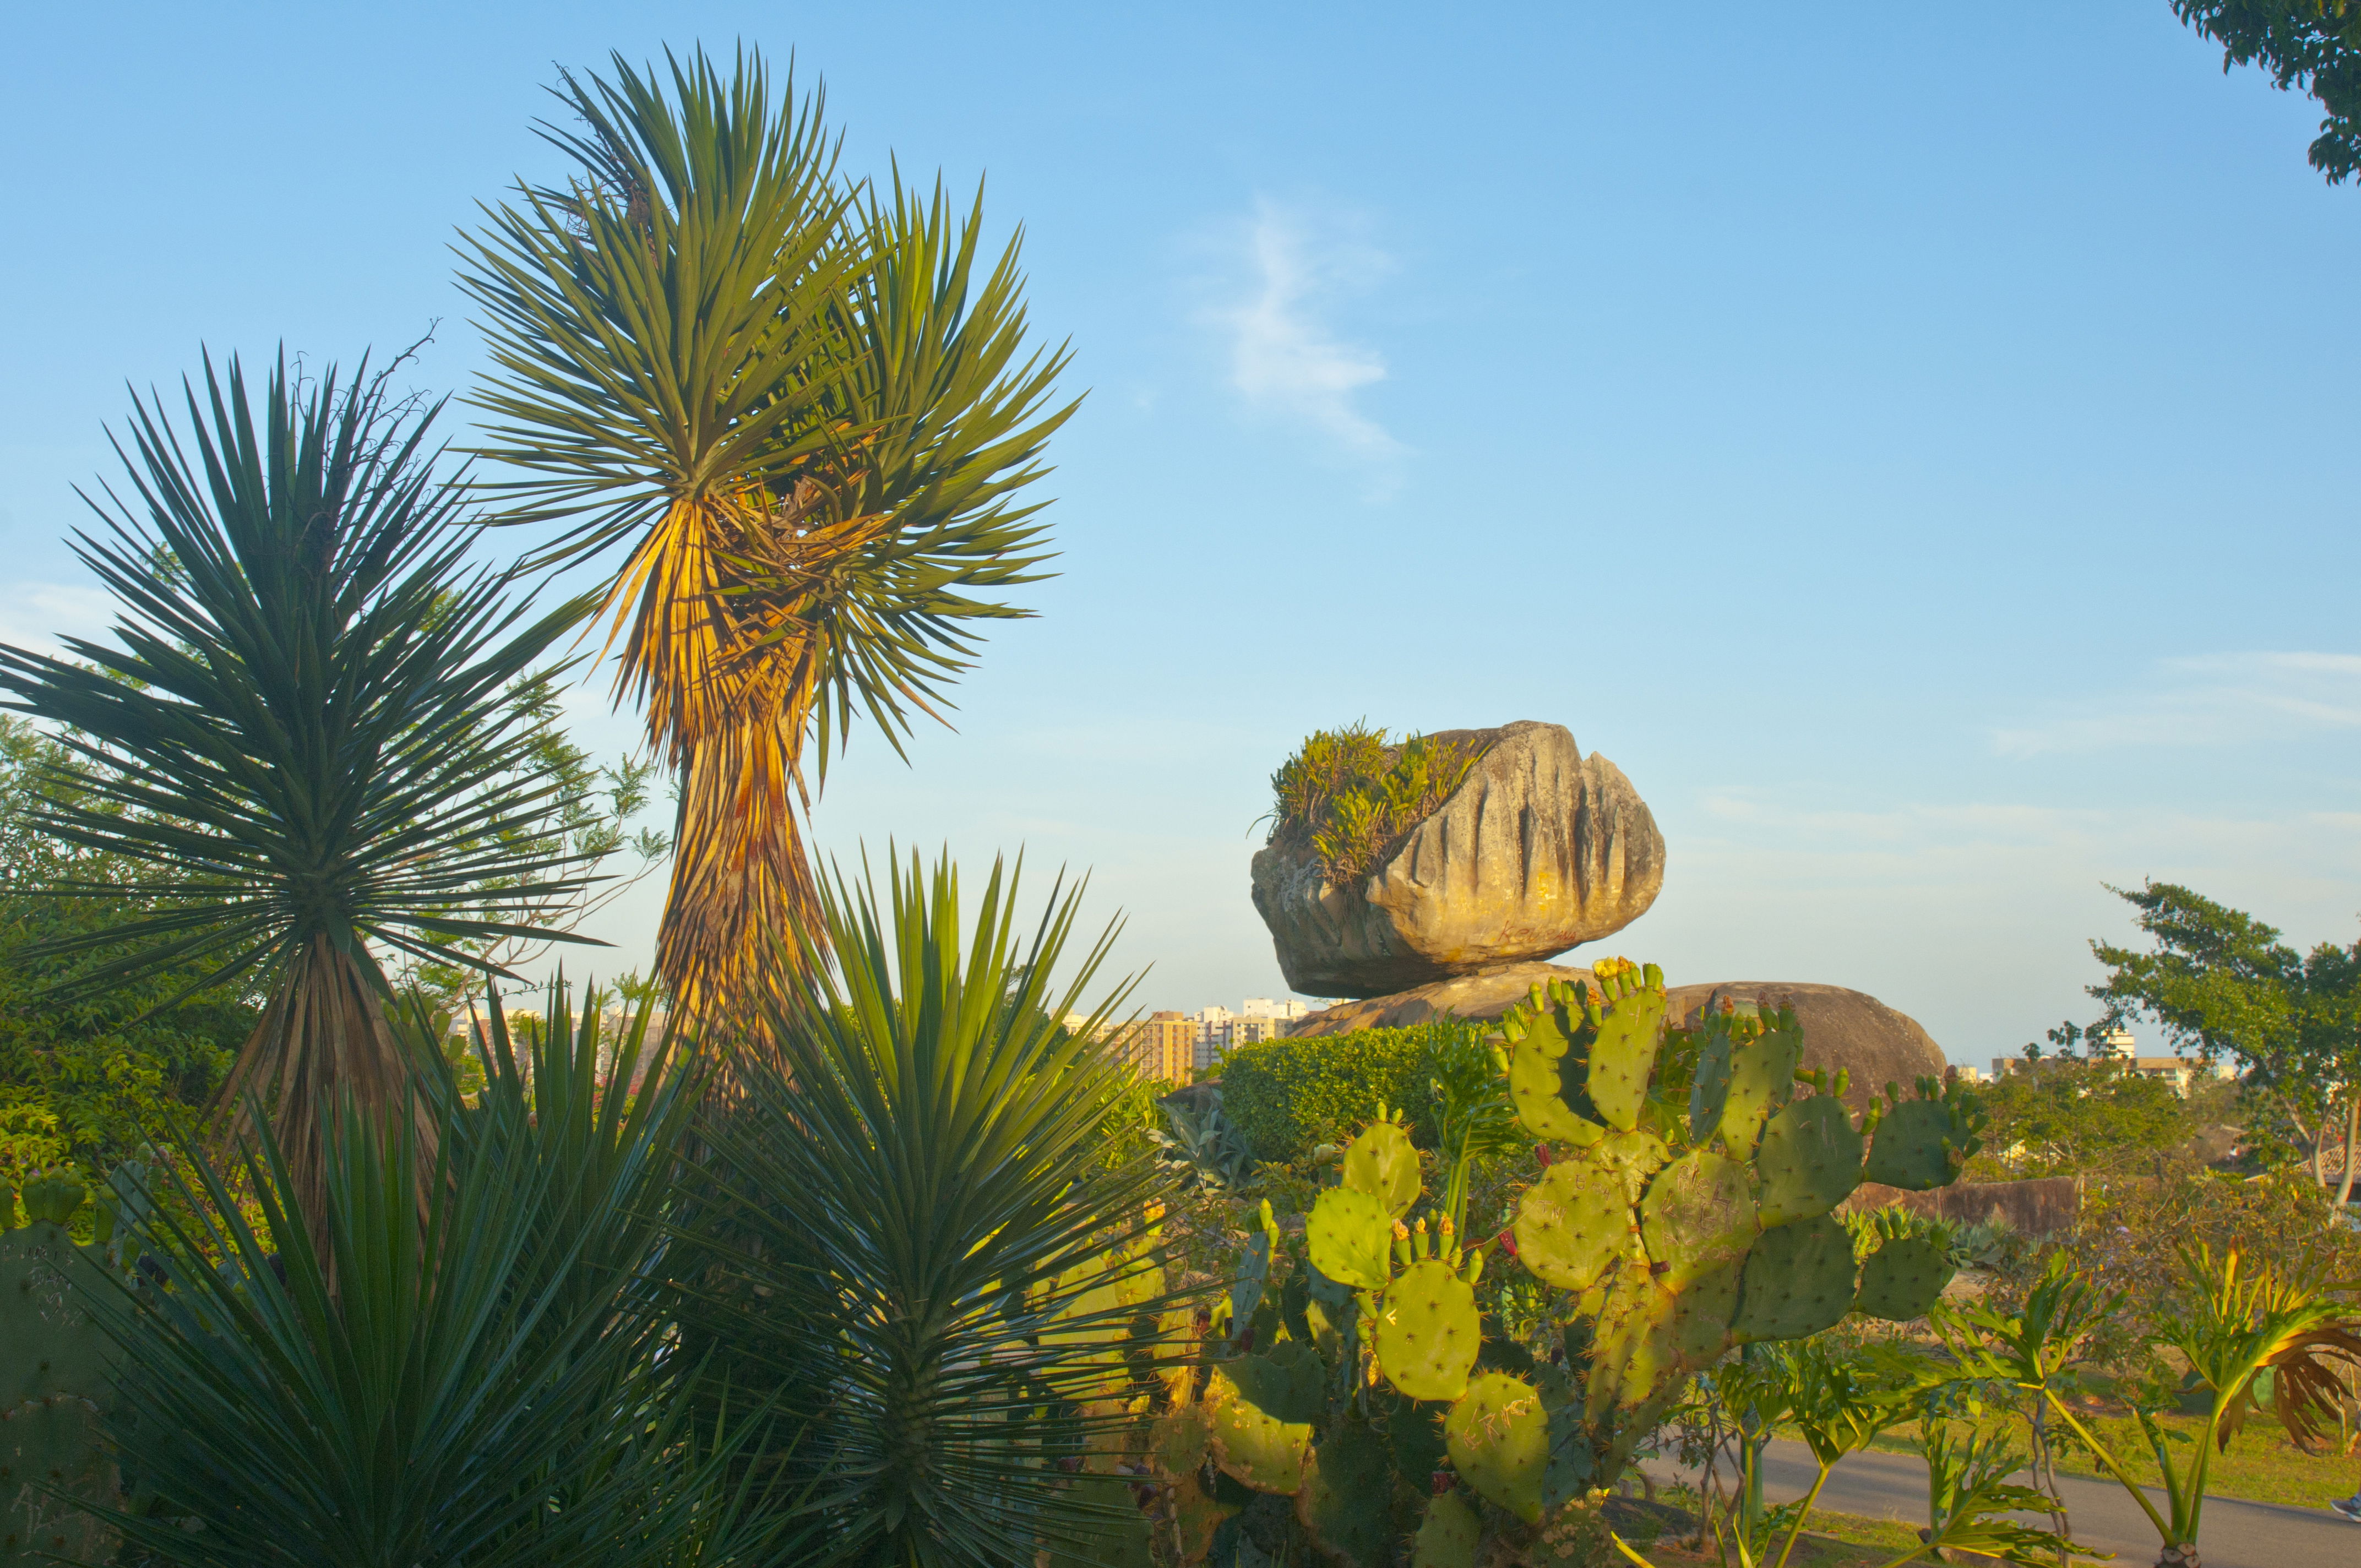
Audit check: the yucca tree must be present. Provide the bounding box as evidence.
[460,46,1075,1025]
[673,851,1188,1566]
[0,353,601,1225]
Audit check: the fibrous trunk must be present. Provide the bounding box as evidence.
[210,933,436,1241]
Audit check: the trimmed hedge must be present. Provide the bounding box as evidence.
[1218,1021,1475,1161]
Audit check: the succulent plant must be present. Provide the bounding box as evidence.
[1495,958,1985,1484]
[1139,957,1984,1567]
[2,1185,121,1567]
[1411,1489,1481,1568]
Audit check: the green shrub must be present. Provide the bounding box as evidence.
[1218,1022,1470,1159]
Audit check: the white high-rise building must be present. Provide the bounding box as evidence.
[1189,997,1331,1072]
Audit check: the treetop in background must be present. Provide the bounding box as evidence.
[2176,0,2361,183]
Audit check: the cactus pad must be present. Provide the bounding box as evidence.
[1506,1004,1602,1147]
[1513,1161,1632,1291]
[1582,966,1667,1132]
[1412,1490,1482,1568]
[17,1175,85,1228]
[1864,1082,1984,1191]
[1667,1260,1742,1369]
[1733,1213,1858,1343]
[1306,1186,1392,1292]
[1296,1413,1394,1566]
[1688,1028,1736,1148]
[1153,1403,1215,1478]
[1853,1236,1954,1322]
[1718,1004,1803,1158]
[1228,1340,1327,1425]
[1169,1468,1239,1566]
[1586,1270,1681,1417]
[1595,1127,1672,1205]
[1754,1096,1864,1226]
[1445,1371,1549,1523]
[1374,1259,1481,1401]
[1342,1120,1421,1217]
[1386,1390,1448,1479]
[1639,1150,1758,1286]
[1059,1471,1156,1568]
[1208,1365,1313,1493]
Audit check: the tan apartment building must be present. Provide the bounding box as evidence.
[1112,1010,1199,1084]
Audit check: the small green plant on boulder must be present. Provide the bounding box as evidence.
[1263,724,1488,887]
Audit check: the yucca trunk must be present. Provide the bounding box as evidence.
[211,934,438,1236]
[625,486,883,1021]
[658,715,820,1025]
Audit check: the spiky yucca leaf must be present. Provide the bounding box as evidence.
[0,353,601,1226]
[460,47,1073,1024]
[678,851,1192,1567]
[75,981,793,1568]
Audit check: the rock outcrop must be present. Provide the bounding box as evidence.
[1662,982,1948,1115]
[1292,972,1947,1118]
[1249,721,1664,999]
[1842,1177,2079,1238]
[1284,962,1599,1036]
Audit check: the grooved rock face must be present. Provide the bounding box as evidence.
[1249,721,1666,999]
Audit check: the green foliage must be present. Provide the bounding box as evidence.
[1152,1092,1258,1193]
[0,718,255,1184]
[2087,880,2361,1190]
[1219,1020,1486,1161]
[1262,723,1487,885]
[672,852,1190,1567]
[1967,1055,2195,1178]
[1934,1240,2361,1561]
[74,979,782,1568]
[2175,0,2361,183]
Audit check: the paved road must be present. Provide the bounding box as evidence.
[1640,1438,2357,1567]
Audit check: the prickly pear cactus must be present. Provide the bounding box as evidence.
[1,1178,119,1567]
[1495,958,1986,1487]
[1147,960,1985,1567]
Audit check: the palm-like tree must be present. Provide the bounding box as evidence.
[0,354,601,1222]
[460,47,1075,1023]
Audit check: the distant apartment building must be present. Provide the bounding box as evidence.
[1988,1027,2233,1096]
[1190,997,1326,1072]
[1112,1010,1198,1084]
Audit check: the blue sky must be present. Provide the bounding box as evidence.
[4,3,2358,1065]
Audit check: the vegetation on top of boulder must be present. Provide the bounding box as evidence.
[1261,722,1488,886]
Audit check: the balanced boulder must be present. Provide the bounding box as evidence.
[1249,720,1664,998]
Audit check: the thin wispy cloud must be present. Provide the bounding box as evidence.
[1993,650,2361,757]
[0,580,113,661]
[1205,199,1404,484]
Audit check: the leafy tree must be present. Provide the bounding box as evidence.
[1970,1054,2193,1179]
[459,47,1076,1024]
[2173,1,2361,184]
[0,353,607,1227]
[0,720,258,1185]
[2088,880,2361,1201]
